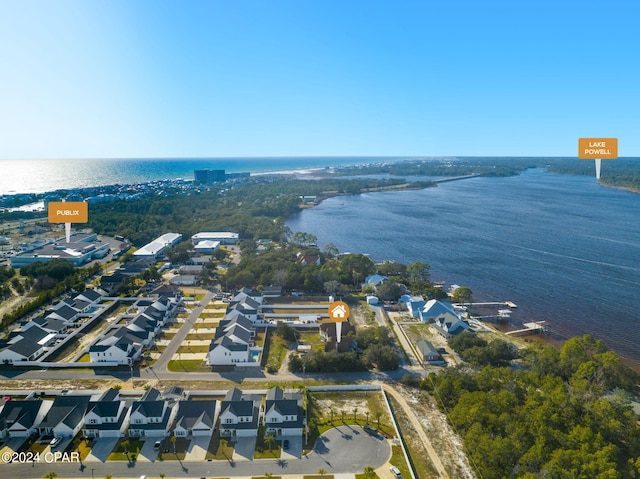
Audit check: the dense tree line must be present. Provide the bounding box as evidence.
[85,176,429,247]
[325,157,542,178]
[288,325,400,373]
[449,331,519,367]
[420,335,640,478]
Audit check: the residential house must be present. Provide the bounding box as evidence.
[173,400,217,437]
[30,316,68,336]
[319,321,356,353]
[262,286,282,298]
[206,313,260,367]
[431,317,471,340]
[100,271,126,295]
[296,254,320,266]
[46,304,81,325]
[226,296,261,323]
[206,336,251,366]
[264,387,304,438]
[364,274,389,288]
[416,339,446,365]
[233,288,263,304]
[219,388,261,439]
[128,388,175,438]
[75,288,103,304]
[38,395,91,439]
[83,389,129,438]
[419,300,460,324]
[0,324,56,364]
[0,400,52,438]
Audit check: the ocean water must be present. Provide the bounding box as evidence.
[0,156,405,195]
[286,168,640,366]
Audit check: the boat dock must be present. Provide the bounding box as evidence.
[467,301,518,308]
[505,321,549,336]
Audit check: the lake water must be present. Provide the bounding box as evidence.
[286,168,640,366]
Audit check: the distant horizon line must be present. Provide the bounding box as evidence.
[3,155,629,161]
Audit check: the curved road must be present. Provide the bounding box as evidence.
[1,425,390,479]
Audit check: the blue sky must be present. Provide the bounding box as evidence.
[1,0,638,159]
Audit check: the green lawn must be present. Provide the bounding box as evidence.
[186,332,216,340]
[254,426,282,459]
[177,344,209,353]
[76,353,91,362]
[167,359,210,372]
[263,329,290,372]
[107,439,145,461]
[297,330,325,352]
[66,436,94,461]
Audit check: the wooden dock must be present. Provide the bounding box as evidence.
[467,301,517,308]
[505,321,548,336]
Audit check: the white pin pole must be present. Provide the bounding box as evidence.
[595,159,601,180]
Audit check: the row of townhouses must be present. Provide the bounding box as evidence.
[206,288,265,367]
[0,387,303,442]
[0,289,104,364]
[89,287,181,365]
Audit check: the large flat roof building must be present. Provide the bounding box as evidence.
[10,233,110,267]
[133,233,182,259]
[192,232,238,245]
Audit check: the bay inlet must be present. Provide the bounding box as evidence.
[286,168,640,367]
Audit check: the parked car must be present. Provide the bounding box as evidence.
[49,437,62,448]
[282,439,289,450]
[153,441,161,449]
[390,465,403,478]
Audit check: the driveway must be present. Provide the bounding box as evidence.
[84,437,118,462]
[232,435,256,461]
[136,437,161,462]
[281,434,302,459]
[0,437,27,454]
[183,435,210,461]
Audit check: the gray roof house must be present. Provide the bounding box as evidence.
[38,395,91,438]
[264,387,304,438]
[0,400,53,438]
[219,388,261,438]
[173,400,218,437]
[83,389,129,438]
[128,388,176,438]
[416,339,446,365]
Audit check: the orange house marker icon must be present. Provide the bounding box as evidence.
[328,301,350,322]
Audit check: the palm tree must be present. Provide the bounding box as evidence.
[318,469,327,477]
[170,434,177,454]
[376,411,382,430]
[121,439,131,457]
[159,474,165,479]
[340,410,345,423]
[264,473,273,479]
[264,434,276,452]
[329,407,334,423]
[353,407,358,423]
[363,465,376,478]
[365,410,370,425]
[105,475,113,479]
[45,473,57,479]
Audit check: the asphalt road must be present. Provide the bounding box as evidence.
[1,425,390,479]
